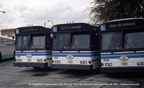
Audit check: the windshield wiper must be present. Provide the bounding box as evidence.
[71,38,79,51]
[125,36,136,52]
[115,36,136,52]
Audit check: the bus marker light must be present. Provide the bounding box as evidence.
[52,60,54,63]
[88,61,92,64]
[101,63,104,66]
[44,59,47,62]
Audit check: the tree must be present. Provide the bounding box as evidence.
[90,0,144,23]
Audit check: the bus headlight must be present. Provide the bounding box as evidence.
[37,59,43,62]
[80,61,87,64]
[105,63,112,66]
[16,59,22,62]
[55,60,61,63]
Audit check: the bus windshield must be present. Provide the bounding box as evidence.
[71,34,90,49]
[53,33,70,50]
[16,35,30,50]
[16,35,45,50]
[124,32,144,49]
[53,33,90,50]
[30,36,45,49]
[102,32,122,50]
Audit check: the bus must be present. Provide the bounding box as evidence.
[14,26,52,69]
[51,23,100,70]
[0,36,15,61]
[100,18,144,71]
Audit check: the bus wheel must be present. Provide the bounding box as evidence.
[33,67,40,69]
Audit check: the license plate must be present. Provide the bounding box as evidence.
[137,62,144,65]
[68,60,73,63]
[27,59,31,61]
[121,62,128,65]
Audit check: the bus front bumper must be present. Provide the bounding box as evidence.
[14,62,48,68]
[101,67,144,72]
[51,64,93,70]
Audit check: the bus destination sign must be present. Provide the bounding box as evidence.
[20,28,39,33]
[60,25,81,30]
[109,22,136,29]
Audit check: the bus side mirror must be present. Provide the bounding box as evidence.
[12,34,15,40]
[50,34,55,39]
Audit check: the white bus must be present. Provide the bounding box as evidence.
[100,18,144,71]
[14,26,52,69]
[51,23,100,70]
[0,36,15,61]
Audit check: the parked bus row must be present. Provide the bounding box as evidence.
[14,18,144,72]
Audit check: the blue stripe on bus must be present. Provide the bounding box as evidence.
[52,51,100,57]
[15,51,52,56]
[52,54,98,57]
[101,52,144,56]
[101,52,144,59]
[15,54,52,56]
[52,51,98,54]
[15,51,52,54]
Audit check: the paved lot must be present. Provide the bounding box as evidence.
[0,59,144,88]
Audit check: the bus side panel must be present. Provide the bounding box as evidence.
[0,46,15,60]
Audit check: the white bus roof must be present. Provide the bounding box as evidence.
[0,36,15,40]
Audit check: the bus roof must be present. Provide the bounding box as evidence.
[16,26,51,34]
[52,23,98,32]
[53,23,98,27]
[0,35,15,40]
[100,18,144,31]
[103,18,144,24]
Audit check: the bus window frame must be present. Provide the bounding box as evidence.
[16,33,49,51]
[100,28,144,52]
[52,31,93,51]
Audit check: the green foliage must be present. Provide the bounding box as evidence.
[90,0,144,23]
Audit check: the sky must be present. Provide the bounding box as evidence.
[0,0,93,29]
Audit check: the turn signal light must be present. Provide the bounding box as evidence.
[88,61,92,64]
[44,59,47,62]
